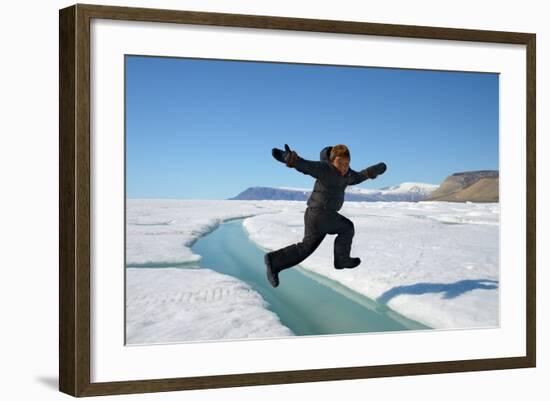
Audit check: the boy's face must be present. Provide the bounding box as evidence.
[332,156,350,176]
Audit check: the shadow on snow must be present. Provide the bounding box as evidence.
[376,279,499,304]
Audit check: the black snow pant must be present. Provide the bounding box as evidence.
[267,207,355,273]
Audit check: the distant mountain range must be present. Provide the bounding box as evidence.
[427,170,499,202]
[229,170,499,203]
[229,182,439,202]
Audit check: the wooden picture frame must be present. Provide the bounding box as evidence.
[59,3,536,397]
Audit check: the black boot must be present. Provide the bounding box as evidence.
[334,256,361,270]
[264,253,279,287]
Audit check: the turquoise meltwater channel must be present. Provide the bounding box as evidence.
[191,218,430,336]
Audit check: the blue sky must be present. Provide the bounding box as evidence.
[125,55,499,199]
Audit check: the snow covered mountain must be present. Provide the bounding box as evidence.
[229,182,439,202]
[347,182,440,201]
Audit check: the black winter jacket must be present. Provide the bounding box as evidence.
[292,146,370,212]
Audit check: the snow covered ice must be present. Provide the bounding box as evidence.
[126,199,273,266]
[126,267,293,344]
[126,199,499,343]
[126,199,292,344]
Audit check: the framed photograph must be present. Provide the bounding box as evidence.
[59,3,536,397]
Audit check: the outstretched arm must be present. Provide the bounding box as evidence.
[347,168,370,185]
[272,144,329,180]
[348,162,387,185]
[291,156,330,180]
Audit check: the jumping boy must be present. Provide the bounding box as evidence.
[264,144,387,288]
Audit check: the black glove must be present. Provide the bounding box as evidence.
[271,145,287,164]
[272,144,298,167]
[365,162,387,179]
